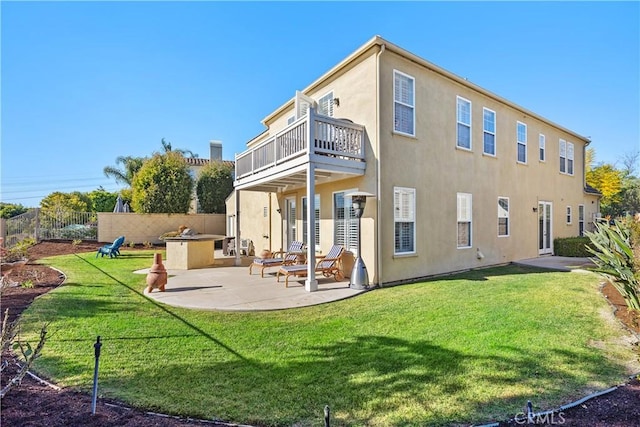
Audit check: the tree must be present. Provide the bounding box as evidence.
[40,192,92,215]
[0,203,28,219]
[196,161,234,213]
[160,138,198,158]
[103,156,145,186]
[131,152,193,213]
[587,163,623,215]
[88,187,119,212]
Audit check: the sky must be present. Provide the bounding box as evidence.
[1,1,639,208]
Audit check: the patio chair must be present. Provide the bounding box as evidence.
[96,236,125,258]
[276,245,345,287]
[249,241,304,277]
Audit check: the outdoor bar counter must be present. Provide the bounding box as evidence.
[163,234,225,270]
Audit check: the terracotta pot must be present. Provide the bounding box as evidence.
[146,253,167,292]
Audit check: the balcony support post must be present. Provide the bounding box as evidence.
[305,164,318,292]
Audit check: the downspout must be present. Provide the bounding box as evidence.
[375,43,386,288]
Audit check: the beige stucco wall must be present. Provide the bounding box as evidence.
[97,213,226,244]
[376,49,596,283]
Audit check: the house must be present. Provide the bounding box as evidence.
[185,140,235,213]
[227,35,600,291]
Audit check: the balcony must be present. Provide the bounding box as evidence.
[234,110,366,192]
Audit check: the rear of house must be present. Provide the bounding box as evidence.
[229,36,599,290]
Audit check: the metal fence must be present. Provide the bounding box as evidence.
[3,209,98,247]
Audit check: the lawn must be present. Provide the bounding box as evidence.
[18,250,638,426]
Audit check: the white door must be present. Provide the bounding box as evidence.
[538,202,553,255]
[285,198,297,248]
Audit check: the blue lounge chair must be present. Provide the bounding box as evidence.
[249,241,304,277]
[96,236,125,258]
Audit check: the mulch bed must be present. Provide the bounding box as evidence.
[1,241,639,426]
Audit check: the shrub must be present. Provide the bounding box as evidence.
[554,237,594,257]
[585,219,640,311]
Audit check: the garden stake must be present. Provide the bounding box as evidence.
[324,405,330,427]
[91,336,102,415]
[527,400,534,423]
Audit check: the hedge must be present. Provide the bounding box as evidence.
[554,236,594,257]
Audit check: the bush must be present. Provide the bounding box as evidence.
[554,237,594,257]
[585,219,640,311]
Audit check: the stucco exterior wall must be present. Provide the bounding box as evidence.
[97,213,226,244]
[376,49,595,283]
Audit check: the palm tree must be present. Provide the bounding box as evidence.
[160,138,198,158]
[103,156,145,186]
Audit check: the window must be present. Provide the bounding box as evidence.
[393,71,415,136]
[302,195,320,249]
[457,97,472,149]
[498,197,509,237]
[539,134,546,161]
[578,205,585,236]
[333,191,358,254]
[286,198,296,246]
[457,193,472,248]
[483,108,496,155]
[317,92,334,117]
[559,139,566,173]
[263,207,268,217]
[517,122,527,163]
[287,115,295,125]
[394,187,416,254]
[566,206,572,224]
[567,142,574,175]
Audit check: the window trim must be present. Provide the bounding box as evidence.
[394,187,416,255]
[457,96,472,150]
[483,107,496,156]
[457,192,473,249]
[498,196,510,237]
[559,139,567,173]
[516,121,527,164]
[567,142,574,176]
[539,133,546,162]
[393,70,415,137]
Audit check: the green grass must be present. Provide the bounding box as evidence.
[17,249,638,426]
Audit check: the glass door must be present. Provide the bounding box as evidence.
[538,201,553,255]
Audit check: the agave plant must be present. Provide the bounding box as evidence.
[585,219,640,311]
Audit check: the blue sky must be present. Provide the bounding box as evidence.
[2,1,638,207]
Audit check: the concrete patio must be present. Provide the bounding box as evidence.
[138,251,366,311]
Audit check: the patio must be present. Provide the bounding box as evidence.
[138,250,365,311]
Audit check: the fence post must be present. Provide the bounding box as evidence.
[0,218,6,246]
[91,336,102,415]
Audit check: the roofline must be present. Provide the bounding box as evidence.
[261,35,591,144]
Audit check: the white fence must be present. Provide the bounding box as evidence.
[1,210,226,247]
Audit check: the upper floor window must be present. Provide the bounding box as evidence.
[317,92,334,117]
[559,140,574,175]
[539,134,546,162]
[516,122,527,163]
[393,70,415,136]
[483,108,496,155]
[567,142,574,175]
[457,97,472,149]
[457,192,472,248]
[287,115,296,125]
[394,187,416,255]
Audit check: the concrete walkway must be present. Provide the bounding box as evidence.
[514,256,596,272]
[138,254,594,312]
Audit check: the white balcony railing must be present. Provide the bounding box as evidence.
[235,110,365,180]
